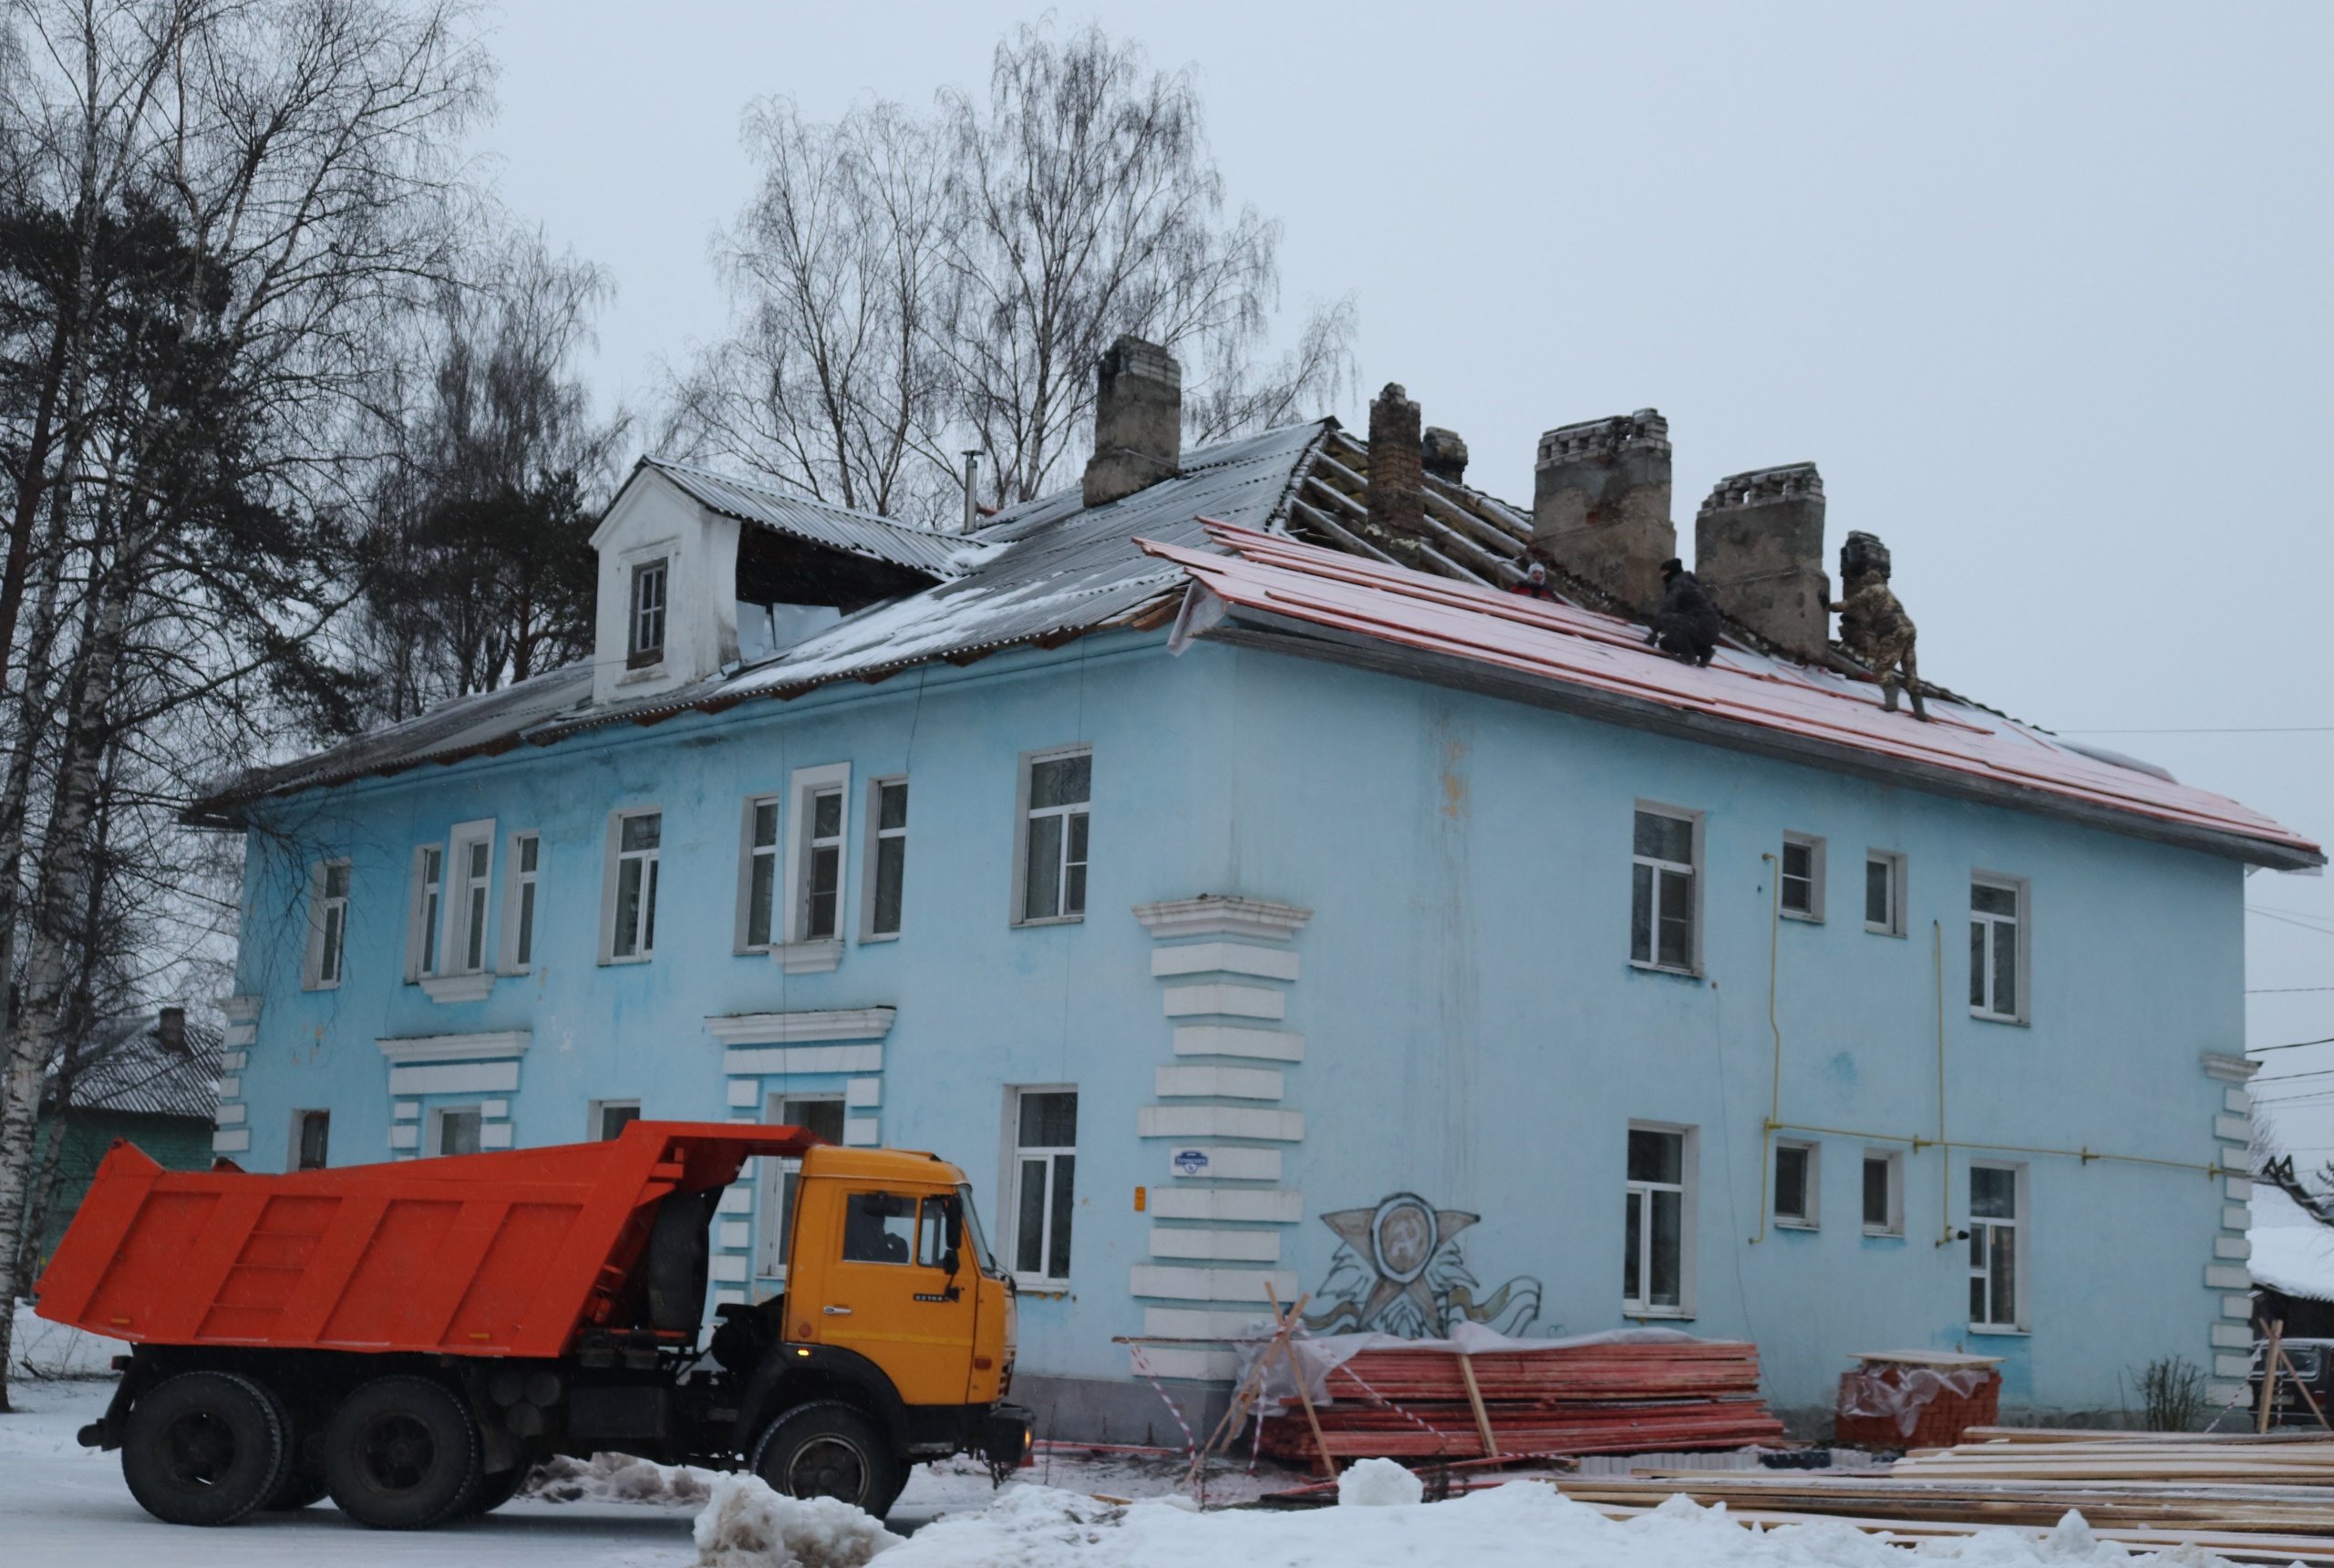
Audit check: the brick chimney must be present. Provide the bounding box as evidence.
[1695,463,1830,660]
[1083,336,1182,507]
[1368,384,1425,539]
[157,1006,186,1054]
[1532,409,1674,610]
[1421,427,1469,485]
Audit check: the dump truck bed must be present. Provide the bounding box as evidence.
[33,1120,817,1358]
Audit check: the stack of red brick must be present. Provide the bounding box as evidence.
[1260,1339,1785,1462]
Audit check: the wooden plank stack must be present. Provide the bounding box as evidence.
[1258,1339,1785,1462]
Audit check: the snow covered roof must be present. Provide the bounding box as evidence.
[46,1015,223,1121]
[636,457,970,581]
[1138,522,2323,871]
[186,418,2320,871]
[2252,1184,2334,1303]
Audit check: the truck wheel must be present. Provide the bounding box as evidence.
[453,1462,529,1519]
[751,1402,904,1519]
[119,1370,289,1526]
[253,1382,328,1511]
[323,1377,481,1529]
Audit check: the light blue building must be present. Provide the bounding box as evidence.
[196,359,2319,1437]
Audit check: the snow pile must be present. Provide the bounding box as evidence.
[523,1449,714,1507]
[9,1302,119,1380]
[1337,1456,1423,1507]
[694,1472,901,1568]
[870,1480,2244,1568]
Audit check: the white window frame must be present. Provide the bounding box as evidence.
[589,1099,641,1141]
[1864,850,1906,937]
[1012,746,1091,927]
[599,806,664,964]
[1969,872,2030,1025]
[427,1104,484,1159]
[1002,1084,1079,1286]
[1967,1161,2029,1333]
[1861,1147,1905,1237]
[444,819,495,976]
[861,774,908,942]
[1623,1119,1697,1318]
[1779,832,1824,923]
[735,793,781,953]
[289,1109,331,1171]
[778,763,852,948]
[303,859,351,990]
[1773,1138,1820,1229]
[1629,802,1702,975]
[500,831,541,974]
[757,1092,847,1280]
[407,843,445,981]
[628,555,668,666]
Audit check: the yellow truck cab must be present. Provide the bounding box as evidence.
[726,1143,1026,1513]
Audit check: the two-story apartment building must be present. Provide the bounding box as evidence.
[190,346,2319,1438]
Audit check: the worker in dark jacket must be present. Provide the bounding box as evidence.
[1647,558,1721,666]
[1506,561,1558,601]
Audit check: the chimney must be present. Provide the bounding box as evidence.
[960,449,982,533]
[157,1006,186,1055]
[1694,463,1830,660]
[1082,336,1182,507]
[1532,409,1674,610]
[1421,427,1469,486]
[1368,384,1424,538]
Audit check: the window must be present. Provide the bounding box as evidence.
[801,788,844,940]
[1623,1124,1693,1316]
[592,1100,640,1141]
[1862,1150,1905,1236]
[1011,1088,1078,1281]
[294,1110,330,1171]
[628,558,667,666]
[1968,1163,2025,1331]
[604,810,661,961]
[503,833,540,972]
[1780,834,1823,921]
[1629,808,1699,972]
[304,861,350,989]
[740,797,780,950]
[1018,750,1090,923]
[408,845,444,979]
[842,1192,916,1264]
[864,777,908,938]
[449,829,493,975]
[1773,1140,1818,1228]
[1864,851,1905,936]
[759,1097,846,1277]
[431,1107,482,1158]
[1969,876,2027,1022]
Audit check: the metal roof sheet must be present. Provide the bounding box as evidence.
[1140,522,2322,870]
[47,1016,224,1120]
[638,458,970,579]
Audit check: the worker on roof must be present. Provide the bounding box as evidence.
[1830,531,1926,720]
[1647,558,1721,667]
[1506,560,1558,601]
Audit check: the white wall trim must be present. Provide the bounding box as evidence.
[2202,1051,2258,1083]
[1156,1065,1283,1100]
[707,1007,896,1046]
[419,973,497,1004]
[1162,984,1285,1020]
[376,1031,532,1065]
[1132,895,1313,943]
[222,995,263,1024]
[1138,1105,1303,1141]
[1150,942,1301,981]
[1172,1026,1304,1062]
[724,1044,885,1077]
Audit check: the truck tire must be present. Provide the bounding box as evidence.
[252,1379,329,1511]
[323,1376,482,1529]
[119,1370,290,1526]
[453,1462,529,1519]
[751,1401,904,1519]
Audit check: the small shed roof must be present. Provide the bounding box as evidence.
[47,1014,223,1121]
[636,458,971,581]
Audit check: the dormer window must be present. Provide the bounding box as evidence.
[629,559,667,667]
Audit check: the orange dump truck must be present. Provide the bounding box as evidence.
[33,1120,1028,1529]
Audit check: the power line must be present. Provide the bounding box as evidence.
[2249,1036,2334,1055]
[2252,985,2334,994]
[2060,727,2334,735]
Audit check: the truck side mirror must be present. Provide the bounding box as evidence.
[944,1246,961,1276]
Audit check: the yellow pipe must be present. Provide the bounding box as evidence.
[1750,854,1783,1244]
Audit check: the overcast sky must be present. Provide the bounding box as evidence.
[473,2,2334,1146]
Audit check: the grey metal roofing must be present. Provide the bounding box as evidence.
[46,1016,224,1120]
[637,458,971,580]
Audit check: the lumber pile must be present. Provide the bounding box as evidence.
[1551,1430,2334,1564]
[1258,1339,1784,1462]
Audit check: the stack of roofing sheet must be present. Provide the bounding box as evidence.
[1257,1339,1784,1462]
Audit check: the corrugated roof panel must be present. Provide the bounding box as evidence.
[643,459,971,579]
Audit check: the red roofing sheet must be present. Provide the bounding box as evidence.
[1137,523,2319,865]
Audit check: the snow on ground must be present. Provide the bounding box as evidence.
[0,1376,2256,1568]
[10,1300,119,1379]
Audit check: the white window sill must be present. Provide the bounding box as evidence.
[771,939,842,974]
[1862,1227,1905,1240]
[859,931,901,944]
[1864,924,1904,937]
[1968,1009,2029,1026]
[1627,960,1702,980]
[300,981,342,994]
[616,662,666,684]
[1014,1282,1071,1298]
[419,973,496,1004]
[601,953,654,966]
[1780,911,1822,924]
[1015,914,1086,929]
[1967,1325,2029,1337]
[1624,1307,1693,1321]
[1774,1219,1818,1232]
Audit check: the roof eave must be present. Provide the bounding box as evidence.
[1201,608,2326,873]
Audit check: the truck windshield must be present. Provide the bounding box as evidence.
[955,1183,997,1274]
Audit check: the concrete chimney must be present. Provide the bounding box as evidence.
[1695,463,1830,660]
[157,1006,186,1054]
[1532,409,1674,610]
[1368,384,1425,539]
[1083,336,1182,508]
[1421,427,1469,486]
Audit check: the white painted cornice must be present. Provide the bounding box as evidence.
[1132,895,1314,943]
[706,1007,896,1047]
[376,1031,532,1065]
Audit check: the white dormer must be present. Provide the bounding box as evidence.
[589,467,744,706]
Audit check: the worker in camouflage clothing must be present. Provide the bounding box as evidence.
[1830,530,1926,719]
